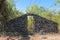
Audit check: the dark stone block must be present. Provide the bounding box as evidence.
[34,15,58,33]
[4,15,28,37]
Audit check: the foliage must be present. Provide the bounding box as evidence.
[27,16,34,32]
[0,0,60,35]
[0,0,23,35]
[26,4,60,31]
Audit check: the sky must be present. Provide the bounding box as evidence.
[14,0,60,12]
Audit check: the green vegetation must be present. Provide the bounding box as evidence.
[0,0,60,35]
[27,16,34,32]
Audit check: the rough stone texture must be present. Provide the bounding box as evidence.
[4,15,28,37]
[34,15,58,33]
[4,14,58,36]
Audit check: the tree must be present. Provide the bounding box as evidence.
[54,0,60,6]
[26,4,45,15]
[0,0,23,35]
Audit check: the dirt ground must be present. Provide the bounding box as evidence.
[0,33,60,40]
[30,33,60,40]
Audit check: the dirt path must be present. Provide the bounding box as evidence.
[30,33,60,40]
[0,33,60,40]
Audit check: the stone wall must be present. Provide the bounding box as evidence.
[4,15,28,37]
[4,14,58,36]
[34,15,58,33]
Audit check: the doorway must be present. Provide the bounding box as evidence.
[27,16,34,32]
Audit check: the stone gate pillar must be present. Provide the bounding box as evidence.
[34,15,58,33]
[4,15,28,37]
